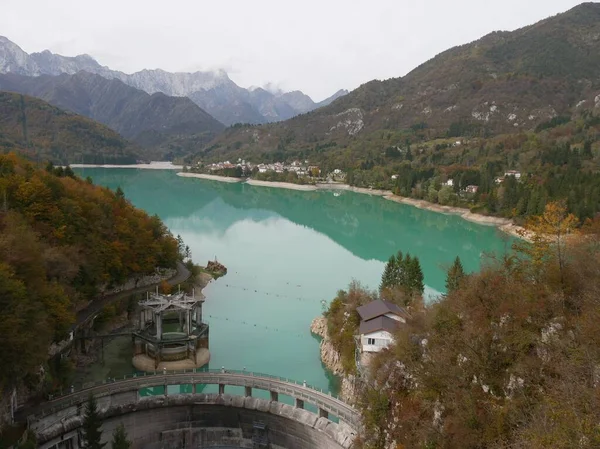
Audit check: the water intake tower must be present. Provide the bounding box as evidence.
[132,290,210,371]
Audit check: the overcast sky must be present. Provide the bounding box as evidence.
[0,0,585,101]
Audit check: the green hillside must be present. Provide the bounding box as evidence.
[201,3,600,164]
[192,3,600,222]
[0,92,140,164]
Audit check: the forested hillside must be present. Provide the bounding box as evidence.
[0,72,225,160]
[191,3,600,223]
[201,3,600,160]
[0,92,140,164]
[0,153,179,390]
[327,203,600,448]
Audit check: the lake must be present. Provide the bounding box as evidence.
[74,168,512,396]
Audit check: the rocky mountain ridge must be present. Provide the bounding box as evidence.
[0,36,347,125]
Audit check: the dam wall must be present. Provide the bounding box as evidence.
[36,394,356,449]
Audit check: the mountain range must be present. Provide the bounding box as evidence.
[201,2,600,165]
[0,36,347,125]
[0,71,224,160]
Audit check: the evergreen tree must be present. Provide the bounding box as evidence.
[380,256,397,291]
[393,251,404,287]
[176,234,185,257]
[111,424,131,449]
[115,186,125,199]
[408,256,424,295]
[445,256,465,293]
[381,251,424,296]
[64,165,76,178]
[402,253,412,288]
[82,394,105,449]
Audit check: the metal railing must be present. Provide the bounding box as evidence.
[25,369,361,428]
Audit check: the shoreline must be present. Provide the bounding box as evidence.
[246,178,318,191]
[380,194,525,240]
[320,185,526,240]
[177,172,244,183]
[177,173,526,238]
[70,161,182,169]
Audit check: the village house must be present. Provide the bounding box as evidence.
[356,300,410,353]
[504,170,521,180]
[391,174,399,180]
[204,159,319,178]
[308,166,321,176]
[465,185,479,194]
[443,179,454,187]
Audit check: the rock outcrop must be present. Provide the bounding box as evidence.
[311,317,343,374]
[206,260,227,278]
[310,316,359,405]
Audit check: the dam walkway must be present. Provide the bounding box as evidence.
[21,369,361,430]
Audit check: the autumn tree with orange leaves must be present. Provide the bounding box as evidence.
[0,153,181,389]
[350,202,600,449]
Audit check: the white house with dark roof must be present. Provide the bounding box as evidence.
[356,300,409,353]
[504,170,521,180]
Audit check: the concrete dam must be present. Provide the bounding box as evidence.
[23,370,359,449]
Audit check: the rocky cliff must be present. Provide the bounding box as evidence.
[310,317,359,405]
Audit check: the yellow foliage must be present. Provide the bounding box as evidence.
[514,200,578,272]
[159,280,172,295]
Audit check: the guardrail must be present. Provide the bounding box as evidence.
[25,369,361,428]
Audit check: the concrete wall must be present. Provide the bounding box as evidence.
[37,394,356,449]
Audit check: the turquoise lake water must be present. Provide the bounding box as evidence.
[74,168,513,397]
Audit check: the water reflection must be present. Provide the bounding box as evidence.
[74,169,512,393]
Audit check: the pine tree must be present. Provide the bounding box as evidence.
[380,256,397,291]
[115,186,125,199]
[176,234,185,257]
[394,251,404,286]
[82,394,105,449]
[445,256,465,293]
[381,251,424,297]
[402,253,412,288]
[408,256,424,295]
[111,424,131,449]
